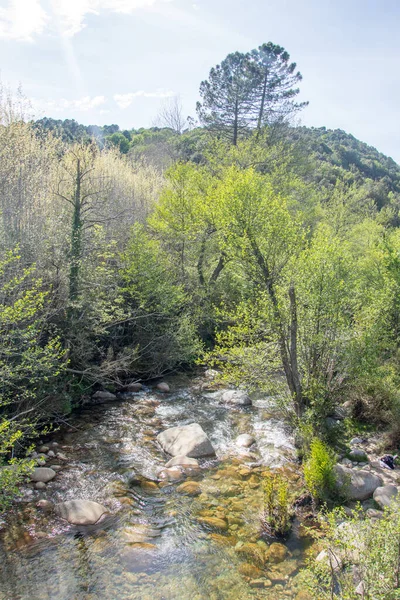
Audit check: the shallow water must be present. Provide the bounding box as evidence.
[0,373,313,600]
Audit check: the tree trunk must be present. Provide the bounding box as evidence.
[257,72,268,134]
[69,158,82,301]
[249,236,304,416]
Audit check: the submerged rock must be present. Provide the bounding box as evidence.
[30,467,56,483]
[176,481,201,496]
[197,516,228,530]
[165,455,199,468]
[222,390,251,406]
[55,499,108,525]
[157,423,216,458]
[334,464,383,500]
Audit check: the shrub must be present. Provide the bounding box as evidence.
[303,438,337,503]
[301,500,400,599]
[262,472,291,537]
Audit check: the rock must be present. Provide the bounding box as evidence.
[140,481,159,491]
[156,382,170,393]
[325,417,340,429]
[204,369,219,379]
[56,453,67,461]
[157,467,184,482]
[366,508,383,519]
[267,542,288,563]
[316,549,342,571]
[222,390,251,406]
[341,458,353,466]
[355,581,365,596]
[331,405,348,420]
[55,500,108,525]
[197,517,228,531]
[35,481,46,490]
[157,423,215,458]
[349,449,368,462]
[38,446,49,453]
[47,450,55,458]
[127,382,143,392]
[36,499,53,510]
[334,464,383,500]
[50,465,62,471]
[236,434,255,448]
[350,437,363,445]
[30,467,56,483]
[238,563,263,578]
[373,485,398,509]
[176,481,201,496]
[236,542,265,567]
[92,390,117,403]
[165,455,199,468]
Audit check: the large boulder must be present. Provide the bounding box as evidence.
[334,464,383,500]
[157,423,215,458]
[30,467,56,483]
[373,485,398,509]
[349,449,368,462]
[222,390,251,406]
[55,500,108,525]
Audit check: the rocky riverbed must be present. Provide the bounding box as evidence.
[0,373,315,600]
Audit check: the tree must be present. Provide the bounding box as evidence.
[196,43,307,145]
[156,96,186,134]
[250,43,308,132]
[196,51,255,145]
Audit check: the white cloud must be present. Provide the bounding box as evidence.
[114,90,174,109]
[0,0,48,42]
[33,95,106,113]
[0,0,172,40]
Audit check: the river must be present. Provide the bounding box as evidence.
[0,372,312,600]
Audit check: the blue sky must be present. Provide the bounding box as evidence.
[0,0,399,162]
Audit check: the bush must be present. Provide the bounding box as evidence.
[303,438,337,503]
[301,500,400,599]
[262,472,291,537]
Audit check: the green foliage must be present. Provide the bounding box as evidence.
[0,248,66,510]
[303,438,337,503]
[116,223,202,376]
[302,501,400,599]
[263,472,291,537]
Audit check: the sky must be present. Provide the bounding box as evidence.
[0,0,399,162]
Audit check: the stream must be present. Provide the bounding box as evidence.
[0,372,313,600]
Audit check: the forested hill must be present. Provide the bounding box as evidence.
[291,126,400,193]
[34,117,400,192]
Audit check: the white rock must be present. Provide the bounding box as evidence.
[334,464,383,500]
[236,434,255,448]
[373,485,398,509]
[157,423,215,458]
[35,481,46,490]
[30,468,56,483]
[47,450,55,458]
[350,437,363,445]
[55,500,108,525]
[222,390,251,406]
